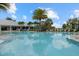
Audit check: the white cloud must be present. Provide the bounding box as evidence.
[22,15,27,20]
[30,10,33,13]
[7,3,17,14]
[74,10,79,17]
[63,21,67,24]
[46,9,59,20]
[70,9,79,18]
[45,8,51,10]
[69,14,74,19]
[7,3,17,20]
[38,7,42,9]
[52,23,62,28]
[11,14,17,19]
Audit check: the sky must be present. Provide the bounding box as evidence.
[0,3,79,28]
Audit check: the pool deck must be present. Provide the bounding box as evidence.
[0,33,14,44]
[0,34,11,40]
[68,35,79,42]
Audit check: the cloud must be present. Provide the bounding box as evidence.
[46,9,59,20]
[52,23,62,28]
[11,14,17,19]
[69,9,79,18]
[7,3,17,14]
[63,21,67,24]
[74,10,79,17]
[22,15,27,20]
[69,14,74,19]
[7,3,17,20]
[30,10,33,13]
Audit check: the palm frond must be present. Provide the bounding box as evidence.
[0,3,10,10]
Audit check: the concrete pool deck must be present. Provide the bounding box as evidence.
[0,34,11,40]
[0,33,15,44]
[68,35,79,42]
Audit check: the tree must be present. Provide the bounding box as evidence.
[62,18,79,32]
[67,18,78,31]
[33,21,39,24]
[62,24,67,29]
[27,22,33,25]
[0,3,10,11]
[62,24,67,31]
[32,8,47,22]
[45,18,53,24]
[32,8,48,31]
[45,18,53,31]
[40,18,53,31]
[18,21,25,25]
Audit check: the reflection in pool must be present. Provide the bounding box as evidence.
[0,32,79,56]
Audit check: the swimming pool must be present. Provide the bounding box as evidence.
[0,32,79,56]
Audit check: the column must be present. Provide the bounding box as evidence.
[28,26,30,31]
[10,26,12,32]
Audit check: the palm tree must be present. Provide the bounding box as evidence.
[32,8,48,31]
[32,8,47,22]
[0,3,10,11]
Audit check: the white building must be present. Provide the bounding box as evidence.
[0,19,34,32]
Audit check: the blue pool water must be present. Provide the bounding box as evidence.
[0,32,79,56]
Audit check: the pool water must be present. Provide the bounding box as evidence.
[0,32,79,56]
